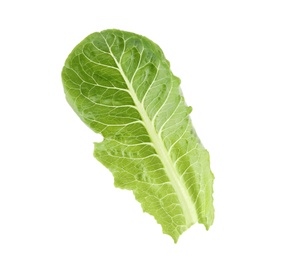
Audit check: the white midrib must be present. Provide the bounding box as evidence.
[112,56,198,226]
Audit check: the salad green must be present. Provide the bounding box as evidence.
[62,29,214,242]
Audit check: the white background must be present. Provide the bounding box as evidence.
[1,0,297,259]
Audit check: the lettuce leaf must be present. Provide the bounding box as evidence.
[61,29,214,242]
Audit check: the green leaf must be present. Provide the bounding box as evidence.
[61,29,214,242]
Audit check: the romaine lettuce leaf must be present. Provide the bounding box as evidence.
[61,29,214,242]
